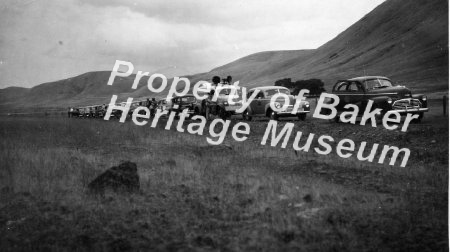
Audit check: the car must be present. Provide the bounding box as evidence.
[167,95,198,117]
[69,107,80,117]
[109,102,129,119]
[157,99,168,112]
[78,107,88,118]
[243,86,310,121]
[196,84,243,120]
[326,76,428,122]
[93,105,106,118]
[128,100,147,117]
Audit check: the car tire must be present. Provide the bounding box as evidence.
[375,109,385,123]
[413,112,424,123]
[243,110,252,121]
[219,108,227,120]
[270,110,279,121]
[333,114,340,123]
[298,113,306,121]
[205,106,212,120]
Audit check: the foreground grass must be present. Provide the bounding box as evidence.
[0,116,447,251]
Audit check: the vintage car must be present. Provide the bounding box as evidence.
[167,95,198,116]
[69,107,80,117]
[157,99,168,112]
[243,86,310,121]
[326,76,428,122]
[78,107,88,118]
[128,100,147,117]
[196,84,243,120]
[93,105,106,118]
[109,102,129,119]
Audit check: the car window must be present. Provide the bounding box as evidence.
[234,89,243,96]
[336,82,348,91]
[218,88,234,95]
[378,79,393,88]
[264,88,290,97]
[181,97,196,103]
[348,82,361,92]
[265,89,277,97]
[216,87,242,96]
[256,91,265,99]
[364,79,381,90]
[279,89,290,95]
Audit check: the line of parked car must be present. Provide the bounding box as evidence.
[68,105,107,118]
[68,76,428,122]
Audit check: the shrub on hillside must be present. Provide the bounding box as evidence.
[275,78,325,96]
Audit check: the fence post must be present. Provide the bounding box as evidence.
[444,95,447,116]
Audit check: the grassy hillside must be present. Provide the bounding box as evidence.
[200,0,448,91]
[0,106,447,250]
[0,0,447,112]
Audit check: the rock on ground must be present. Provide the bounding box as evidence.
[88,161,140,194]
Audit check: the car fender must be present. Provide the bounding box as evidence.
[369,96,392,111]
[412,94,426,99]
[246,104,255,115]
[264,103,273,117]
[412,94,428,108]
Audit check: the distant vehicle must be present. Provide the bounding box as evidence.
[69,107,80,117]
[196,84,243,120]
[93,105,105,118]
[78,107,88,118]
[128,100,146,117]
[167,95,198,116]
[243,86,310,121]
[157,99,168,113]
[327,76,428,122]
[87,106,97,118]
[73,107,81,117]
[109,102,128,119]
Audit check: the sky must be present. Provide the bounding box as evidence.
[0,0,385,89]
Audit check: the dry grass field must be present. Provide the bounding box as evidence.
[0,98,448,251]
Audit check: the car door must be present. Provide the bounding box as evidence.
[247,90,257,115]
[253,90,266,115]
[333,81,349,110]
[346,81,366,111]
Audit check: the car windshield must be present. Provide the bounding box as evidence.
[180,97,196,103]
[265,88,290,97]
[217,88,242,96]
[364,79,393,90]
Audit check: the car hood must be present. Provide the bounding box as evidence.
[272,95,302,105]
[368,85,412,99]
[216,94,242,103]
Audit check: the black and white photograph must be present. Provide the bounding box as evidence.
[0,0,448,251]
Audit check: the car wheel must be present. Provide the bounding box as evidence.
[333,113,340,123]
[270,110,279,121]
[205,106,212,120]
[298,113,306,121]
[219,107,228,120]
[413,112,424,123]
[375,110,385,123]
[243,110,252,121]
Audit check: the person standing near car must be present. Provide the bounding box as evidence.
[150,98,157,117]
[226,75,232,85]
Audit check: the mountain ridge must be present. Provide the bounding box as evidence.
[1,0,447,112]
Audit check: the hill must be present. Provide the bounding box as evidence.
[199,0,448,92]
[0,0,447,112]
